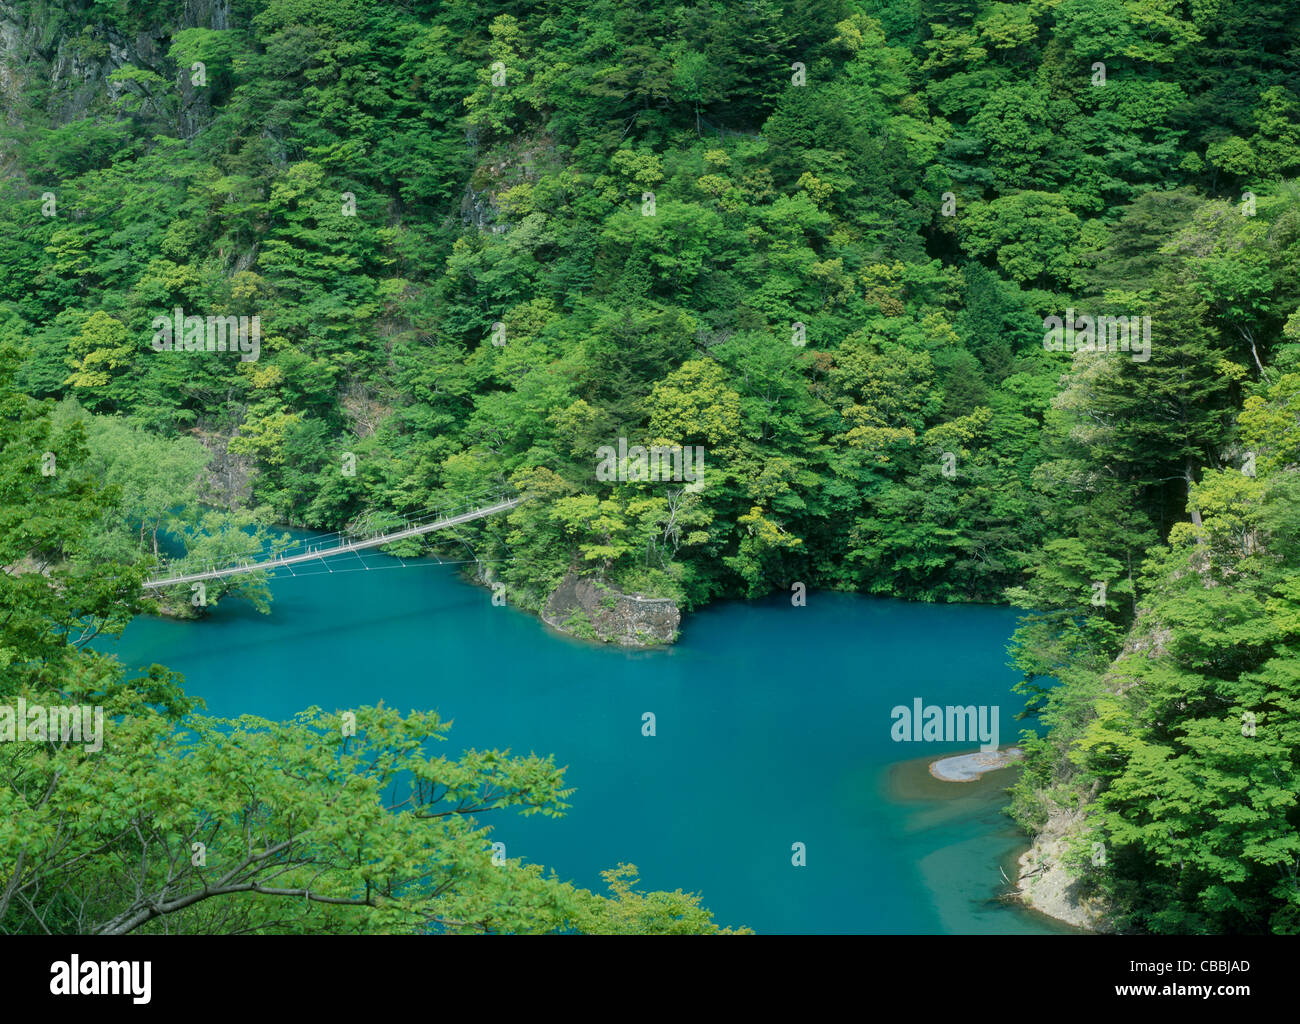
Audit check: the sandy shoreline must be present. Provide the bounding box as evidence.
[885,750,1087,934]
[928,746,1024,782]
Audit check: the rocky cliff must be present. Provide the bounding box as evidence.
[0,0,230,133]
[541,573,680,647]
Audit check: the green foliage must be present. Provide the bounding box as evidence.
[4,0,1300,935]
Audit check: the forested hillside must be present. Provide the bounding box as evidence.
[2,0,1299,933]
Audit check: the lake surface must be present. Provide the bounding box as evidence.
[106,551,1064,934]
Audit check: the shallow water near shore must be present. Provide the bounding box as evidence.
[105,550,1062,934]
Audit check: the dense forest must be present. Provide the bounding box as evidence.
[2,0,1299,933]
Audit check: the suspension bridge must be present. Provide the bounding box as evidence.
[141,495,523,591]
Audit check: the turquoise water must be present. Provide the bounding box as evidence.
[106,553,1061,934]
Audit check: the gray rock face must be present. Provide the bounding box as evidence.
[195,424,253,509]
[542,573,680,646]
[0,0,230,131]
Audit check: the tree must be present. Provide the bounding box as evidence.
[63,311,134,406]
[2,700,746,934]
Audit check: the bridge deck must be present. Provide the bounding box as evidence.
[142,498,521,590]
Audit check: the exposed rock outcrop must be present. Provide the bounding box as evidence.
[0,0,230,132]
[194,423,253,509]
[1016,805,1114,932]
[542,573,679,646]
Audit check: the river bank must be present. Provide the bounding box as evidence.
[891,748,1099,933]
[884,752,1079,934]
[1013,806,1112,932]
[928,746,1024,781]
